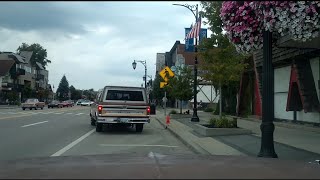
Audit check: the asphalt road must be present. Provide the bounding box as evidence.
[0,106,193,162]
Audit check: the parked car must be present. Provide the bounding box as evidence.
[81,100,93,106]
[76,99,85,105]
[59,101,72,107]
[66,100,74,107]
[48,100,62,108]
[21,98,45,110]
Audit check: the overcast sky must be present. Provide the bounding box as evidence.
[0,1,211,91]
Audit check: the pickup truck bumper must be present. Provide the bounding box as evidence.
[97,117,150,124]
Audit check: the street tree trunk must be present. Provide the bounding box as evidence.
[180,100,183,114]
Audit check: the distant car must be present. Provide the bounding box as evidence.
[48,100,62,108]
[66,100,74,107]
[76,99,85,105]
[22,98,45,110]
[81,100,93,106]
[59,101,72,107]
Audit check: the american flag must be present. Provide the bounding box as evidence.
[185,18,201,40]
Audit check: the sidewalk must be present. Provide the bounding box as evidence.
[154,109,246,156]
[154,108,320,161]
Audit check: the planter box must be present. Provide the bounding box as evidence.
[194,124,252,137]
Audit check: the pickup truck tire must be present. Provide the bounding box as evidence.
[22,108,25,110]
[96,123,102,132]
[29,108,32,110]
[91,120,96,126]
[136,124,144,133]
[41,107,43,110]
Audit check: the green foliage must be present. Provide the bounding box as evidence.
[56,75,70,101]
[22,85,32,99]
[164,66,194,102]
[204,107,214,112]
[82,88,96,101]
[209,117,236,128]
[17,43,51,68]
[151,74,165,102]
[70,85,82,100]
[7,91,19,102]
[199,1,249,117]
[169,110,177,114]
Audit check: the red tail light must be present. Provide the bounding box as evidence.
[147,106,150,115]
[98,105,103,114]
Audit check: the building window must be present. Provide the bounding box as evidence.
[24,66,31,73]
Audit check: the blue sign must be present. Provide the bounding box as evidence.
[184,28,208,52]
[199,28,208,43]
[185,28,194,52]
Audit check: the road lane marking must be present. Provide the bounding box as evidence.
[65,113,73,115]
[99,144,179,148]
[21,121,48,128]
[0,114,35,120]
[75,113,84,115]
[51,129,95,157]
[54,112,64,114]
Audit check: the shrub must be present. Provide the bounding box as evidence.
[209,118,217,126]
[169,110,177,114]
[204,107,214,112]
[212,117,236,128]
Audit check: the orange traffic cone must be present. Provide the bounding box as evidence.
[165,115,170,129]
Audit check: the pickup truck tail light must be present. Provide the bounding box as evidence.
[146,106,151,115]
[98,105,103,114]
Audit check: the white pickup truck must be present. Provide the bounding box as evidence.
[90,86,150,133]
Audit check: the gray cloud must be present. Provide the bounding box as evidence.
[0,1,209,90]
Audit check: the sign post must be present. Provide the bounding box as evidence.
[159,66,174,128]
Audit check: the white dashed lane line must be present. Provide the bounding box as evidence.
[21,121,49,128]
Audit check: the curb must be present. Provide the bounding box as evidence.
[154,116,210,155]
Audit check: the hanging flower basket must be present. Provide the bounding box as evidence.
[220,1,320,54]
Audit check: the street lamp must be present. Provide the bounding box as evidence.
[132,60,147,88]
[173,3,200,122]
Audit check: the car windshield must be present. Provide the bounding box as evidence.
[0,1,319,178]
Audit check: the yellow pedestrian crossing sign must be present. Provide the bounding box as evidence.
[159,66,174,82]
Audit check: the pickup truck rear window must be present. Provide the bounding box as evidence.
[106,90,144,101]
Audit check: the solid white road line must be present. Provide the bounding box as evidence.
[75,113,84,115]
[51,129,95,157]
[21,121,48,128]
[54,112,64,114]
[65,113,73,115]
[99,144,179,148]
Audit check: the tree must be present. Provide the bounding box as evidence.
[151,74,165,106]
[199,1,248,118]
[22,84,32,100]
[164,66,194,114]
[70,85,82,100]
[56,75,70,101]
[17,43,51,68]
[82,88,96,101]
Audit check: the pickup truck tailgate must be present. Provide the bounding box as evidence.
[99,105,148,117]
